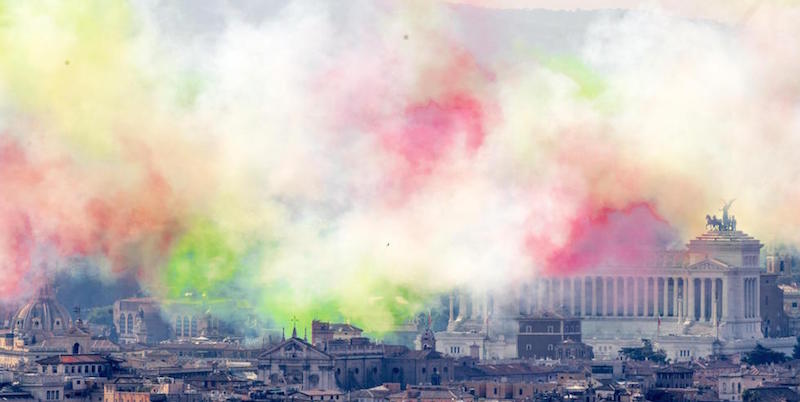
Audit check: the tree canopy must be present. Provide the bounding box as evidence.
[619,339,667,363]
[742,344,788,365]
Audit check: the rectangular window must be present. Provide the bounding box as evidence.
[793,302,798,308]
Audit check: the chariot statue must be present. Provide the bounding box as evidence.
[706,199,736,231]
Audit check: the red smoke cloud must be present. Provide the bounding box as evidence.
[383,92,486,177]
[530,202,678,277]
[0,138,180,299]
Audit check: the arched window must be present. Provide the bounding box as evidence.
[738,383,741,393]
[175,316,182,336]
[72,343,80,355]
[126,314,133,334]
[120,315,126,334]
[183,316,190,337]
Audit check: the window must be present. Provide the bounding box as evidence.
[526,344,532,351]
[793,302,798,308]
[548,344,554,351]
[51,366,56,373]
[547,326,554,333]
[526,325,532,332]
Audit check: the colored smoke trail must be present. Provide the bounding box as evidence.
[1,1,800,333]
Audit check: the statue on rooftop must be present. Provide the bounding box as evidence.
[707,200,737,231]
[720,199,735,230]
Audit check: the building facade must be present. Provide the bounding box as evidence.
[517,312,581,359]
[760,273,790,338]
[520,216,796,361]
[113,298,170,345]
[257,330,337,391]
[780,284,800,336]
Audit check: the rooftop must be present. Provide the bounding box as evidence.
[36,354,112,365]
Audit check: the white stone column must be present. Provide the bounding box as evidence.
[585,277,592,316]
[687,276,694,321]
[672,277,679,317]
[621,278,627,316]
[700,278,707,321]
[607,277,614,316]
[748,278,753,319]
[638,277,644,316]
[661,278,667,317]
[472,291,482,320]
[744,278,750,318]
[721,278,728,321]
[458,289,468,320]
[595,277,602,316]
[449,292,455,322]
[754,276,760,319]
[711,278,718,323]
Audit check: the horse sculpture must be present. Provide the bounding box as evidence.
[705,214,723,231]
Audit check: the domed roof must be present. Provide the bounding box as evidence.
[11,283,72,336]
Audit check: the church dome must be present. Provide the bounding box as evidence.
[11,283,72,336]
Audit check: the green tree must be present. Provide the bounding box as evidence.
[742,343,788,365]
[619,339,667,363]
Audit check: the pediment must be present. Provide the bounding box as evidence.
[688,258,731,271]
[258,337,331,361]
